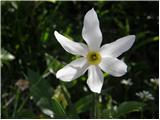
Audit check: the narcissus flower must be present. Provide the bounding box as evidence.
[54,8,135,93]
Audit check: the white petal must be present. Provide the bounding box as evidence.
[87,65,104,93]
[82,8,102,51]
[54,31,88,56]
[100,35,135,58]
[56,57,88,81]
[99,57,127,77]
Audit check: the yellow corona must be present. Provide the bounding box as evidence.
[87,51,102,65]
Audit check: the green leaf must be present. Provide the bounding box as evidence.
[125,19,130,34]
[75,94,93,114]
[67,103,80,118]
[114,18,130,35]
[114,18,124,30]
[52,85,79,118]
[41,29,49,42]
[52,85,70,109]
[153,36,159,41]
[133,36,159,50]
[43,53,62,78]
[114,101,145,118]
[26,69,67,118]
[15,109,36,119]
[51,98,68,118]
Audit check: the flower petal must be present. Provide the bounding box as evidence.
[87,65,104,93]
[54,31,88,56]
[82,8,102,51]
[56,57,89,81]
[99,57,127,77]
[100,35,135,58]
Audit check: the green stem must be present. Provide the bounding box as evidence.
[140,109,143,118]
[12,89,20,118]
[124,86,128,100]
[93,93,97,119]
[17,95,29,112]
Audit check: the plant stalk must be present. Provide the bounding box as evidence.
[93,93,98,119]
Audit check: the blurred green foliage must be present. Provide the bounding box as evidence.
[1,1,159,118]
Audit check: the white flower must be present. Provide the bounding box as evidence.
[136,90,154,101]
[54,8,135,93]
[150,78,159,86]
[121,78,133,86]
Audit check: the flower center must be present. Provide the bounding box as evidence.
[87,51,101,65]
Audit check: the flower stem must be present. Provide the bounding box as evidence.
[93,93,98,118]
[124,86,129,100]
[140,109,143,118]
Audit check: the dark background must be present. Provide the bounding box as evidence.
[1,1,159,118]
